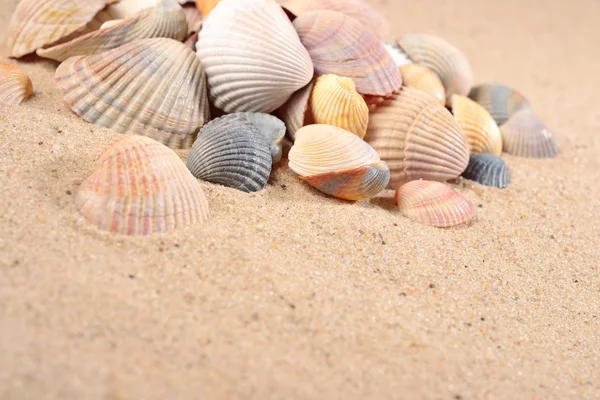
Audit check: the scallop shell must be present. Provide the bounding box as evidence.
[396,34,473,102]
[449,94,502,155]
[399,63,445,106]
[55,38,210,149]
[499,111,558,158]
[288,124,390,200]
[76,134,210,236]
[364,86,469,188]
[277,80,314,141]
[182,4,203,33]
[187,114,272,192]
[196,0,314,113]
[468,84,532,126]
[293,10,401,97]
[0,62,33,105]
[461,153,510,189]
[236,112,286,164]
[37,0,188,62]
[394,180,473,228]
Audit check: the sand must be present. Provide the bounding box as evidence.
[1,0,599,399]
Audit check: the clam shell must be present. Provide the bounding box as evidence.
[277,80,314,141]
[500,111,558,158]
[394,180,473,228]
[468,84,532,126]
[288,124,390,200]
[0,62,33,105]
[399,63,445,106]
[182,4,203,33]
[187,114,272,192]
[236,112,286,164]
[364,86,469,188]
[76,135,210,236]
[396,33,473,102]
[55,38,210,149]
[196,0,314,113]
[461,153,510,188]
[293,10,401,96]
[449,94,502,155]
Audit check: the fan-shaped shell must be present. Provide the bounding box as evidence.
[468,84,532,126]
[0,62,33,105]
[196,0,314,113]
[187,114,272,192]
[462,153,510,188]
[449,94,502,155]
[55,38,210,149]
[399,63,445,106]
[394,180,473,228]
[277,80,314,141]
[364,86,469,188]
[236,112,286,164]
[500,111,558,158]
[288,124,390,200]
[76,135,210,236]
[293,10,401,97]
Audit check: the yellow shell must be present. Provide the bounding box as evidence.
[196,0,220,16]
[449,94,502,155]
[399,63,445,106]
[0,62,33,105]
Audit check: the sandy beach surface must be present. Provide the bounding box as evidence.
[1,0,599,399]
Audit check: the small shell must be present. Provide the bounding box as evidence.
[0,62,33,105]
[76,135,210,236]
[294,10,401,96]
[399,63,445,106]
[196,0,220,16]
[396,33,473,102]
[236,112,286,164]
[394,180,473,228]
[55,38,210,149]
[182,4,203,33]
[468,84,532,125]
[462,153,510,188]
[196,0,314,113]
[449,94,502,155]
[277,81,314,141]
[364,86,469,188]
[499,111,558,158]
[187,114,272,192]
[309,74,369,138]
[288,124,390,200]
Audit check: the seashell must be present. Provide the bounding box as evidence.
[461,153,510,188]
[0,62,33,105]
[187,114,272,192]
[76,134,210,236]
[394,180,473,228]
[399,63,445,106]
[468,84,532,126]
[384,41,412,67]
[235,112,286,164]
[182,4,203,33]
[277,80,314,141]
[288,124,390,201]
[448,94,502,155]
[499,111,558,158]
[196,0,220,16]
[37,0,188,62]
[55,38,210,149]
[196,0,314,113]
[364,86,469,188]
[5,0,108,58]
[99,0,158,20]
[294,10,401,97]
[396,33,473,102]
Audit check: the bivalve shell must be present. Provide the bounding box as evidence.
[0,62,33,105]
[468,84,532,125]
[399,63,445,106]
[236,112,286,164]
[449,94,502,155]
[461,153,510,188]
[500,111,558,158]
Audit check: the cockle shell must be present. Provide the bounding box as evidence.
[37,0,188,62]
[288,124,390,201]
[277,81,314,141]
[394,180,473,228]
[461,153,510,189]
[399,63,445,106]
[76,135,210,236]
[0,62,33,105]
[468,84,532,126]
[187,114,273,192]
[196,0,314,113]
[55,38,210,149]
[449,94,502,155]
[293,10,401,96]
[236,112,286,164]
[396,34,473,102]
[499,111,558,158]
[364,86,469,188]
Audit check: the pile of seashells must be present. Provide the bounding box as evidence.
[0,0,559,235]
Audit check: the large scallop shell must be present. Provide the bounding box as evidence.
[293,10,401,96]
[0,62,33,105]
[364,86,469,188]
[394,180,473,228]
[399,63,445,106]
[499,111,558,158]
[288,124,390,200]
[468,84,532,126]
[55,38,210,149]
[449,94,502,155]
[236,112,286,164]
[76,134,210,236]
[277,80,314,141]
[461,153,510,189]
[187,114,273,192]
[196,0,314,113]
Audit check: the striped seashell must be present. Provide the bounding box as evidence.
[277,80,314,141]
[76,135,210,236]
[461,153,510,188]
[500,111,558,158]
[468,84,532,126]
[55,38,210,149]
[449,94,502,155]
[399,63,445,106]
[0,62,33,105]
[236,112,286,164]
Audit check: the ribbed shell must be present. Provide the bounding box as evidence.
[236,112,286,164]
[397,34,473,102]
[55,38,210,149]
[394,180,473,228]
[75,135,210,236]
[277,80,314,141]
[186,114,273,192]
[294,10,401,96]
[449,94,502,155]
[462,153,510,189]
[500,112,558,158]
[0,62,33,105]
[309,74,369,138]
[196,0,314,113]
[468,84,532,125]
[399,63,445,106]
[364,87,469,188]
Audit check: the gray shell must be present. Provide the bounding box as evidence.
[235,112,286,164]
[462,153,510,188]
[468,84,532,126]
